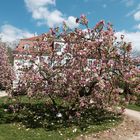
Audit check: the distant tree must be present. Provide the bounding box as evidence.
[132,49,140,57]
[6,46,14,65]
[0,40,14,91]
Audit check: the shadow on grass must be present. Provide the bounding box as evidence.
[0,99,121,132]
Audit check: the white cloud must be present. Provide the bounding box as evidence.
[0,24,34,42]
[134,11,140,21]
[115,31,140,51]
[24,0,78,28]
[126,3,140,17]
[134,24,140,30]
[121,0,134,7]
[66,16,79,29]
[126,9,136,17]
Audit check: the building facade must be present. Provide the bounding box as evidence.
[13,34,66,88]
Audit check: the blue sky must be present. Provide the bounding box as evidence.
[0,0,140,51]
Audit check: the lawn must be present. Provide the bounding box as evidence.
[0,121,120,140]
[0,96,122,140]
[127,104,140,112]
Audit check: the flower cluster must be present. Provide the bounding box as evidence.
[0,41,14,92]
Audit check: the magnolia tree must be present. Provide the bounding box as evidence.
[14,15,140,115]
[0,41,14,91]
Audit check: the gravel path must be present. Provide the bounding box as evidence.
[77,109,140,140]
[124,109,140,140]
[124,108,140,120]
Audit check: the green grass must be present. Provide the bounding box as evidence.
[0,96,122,140]
[0,123,74,140]
[127,104,140,112]
[0,121,121,140]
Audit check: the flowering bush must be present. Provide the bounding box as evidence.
[0,41,14,91]
[13,15,140,116]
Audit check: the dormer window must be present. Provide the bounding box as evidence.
[43,37,48,41]
[33,45,39,50]
[23,44,30,50]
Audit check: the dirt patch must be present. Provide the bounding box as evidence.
[77,115,140,140]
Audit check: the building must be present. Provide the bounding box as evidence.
[13,33,96,89]
[13,34,66,88]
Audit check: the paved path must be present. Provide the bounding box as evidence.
[125,108,140,120]
[77,108,140,140]
[0,91,8,97]
[124,109,140,140]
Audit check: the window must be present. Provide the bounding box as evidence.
[87,59,93,66]
[18,59,24,64]
[54,43,61,52]
[33,45,39,51]
[65,58,70,66]
[87,59,95,67]
[23,44,30,50]
[43,37,47,41]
